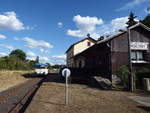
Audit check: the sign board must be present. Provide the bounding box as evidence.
[130,42,149,50]
[62,68,71,77]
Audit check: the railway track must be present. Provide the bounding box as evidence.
[0,78,44,113]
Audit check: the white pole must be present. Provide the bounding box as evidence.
[65,71,68,105]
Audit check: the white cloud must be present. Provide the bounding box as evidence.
[100,16,139,36]
[145,7,150,14]
[96,17,129,36]
[57,22,63,28]
[67,15,131,39]
[22,37,53,49]
[40,48,47,53]
[52,55,66,60]
[0,11,26,30]
[110,17,128,33]
[0,52,7,57]
[51,55,66,65]
[26,51,37,61]
[27,57,36,61]
[27,51,36,57]
[0,34,6,40]
[0,44,14,50]
[67,15,103,39]
[116,0,150,11]
[13,37,20,41]
[40,56,49,62]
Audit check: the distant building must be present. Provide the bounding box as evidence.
[67,22,150,80]
[66,35,96,68]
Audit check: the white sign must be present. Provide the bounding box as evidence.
[62,68,71,78]
[130,42,149,50]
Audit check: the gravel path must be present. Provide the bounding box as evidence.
[25,74,149,113]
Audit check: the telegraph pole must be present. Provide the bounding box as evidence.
[127,28,134,91]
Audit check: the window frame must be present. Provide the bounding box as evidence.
[87,42,91,46]
[131,50,144,61]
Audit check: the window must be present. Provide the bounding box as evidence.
[131,51,144,61]
[87,42,91,46]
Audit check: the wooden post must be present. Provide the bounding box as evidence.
[127,28,134,91]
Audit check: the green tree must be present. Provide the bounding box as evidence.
[9,49,26,61]
[126,12,137,27]
[142,15,150,27]
[142,7,150,28]
[117,65,129,88]
[97,36,104,41]
[35,56,39,64]
[46,63,51,69]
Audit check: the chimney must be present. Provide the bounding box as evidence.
[87,33,90,38]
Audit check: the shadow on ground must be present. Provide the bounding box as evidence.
[42,73,65,83]
[137,106,150,112]
[42,73,104,89]
[22,73,47,78]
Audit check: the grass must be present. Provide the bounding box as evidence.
[0,70,33,92]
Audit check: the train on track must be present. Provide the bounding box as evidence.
[34,63,49,76]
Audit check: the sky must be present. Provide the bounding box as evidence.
[0,0,149,65]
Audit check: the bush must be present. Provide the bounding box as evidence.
[117,65,129,88]
[135,68,150,89]
[0,56,35,70]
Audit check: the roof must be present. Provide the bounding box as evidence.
[97,22,150,44]
[97,31,126,44]
[74,22,150,58]
[65,37,97,53]
[35,63,48,67]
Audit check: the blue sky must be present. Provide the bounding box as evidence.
[0,0,149,65]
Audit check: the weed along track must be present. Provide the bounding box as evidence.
[0,78,44,113]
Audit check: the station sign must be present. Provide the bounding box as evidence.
[62,68,71,78]
[130,42,149,50]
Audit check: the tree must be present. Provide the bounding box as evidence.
[45,63,51,69]
[142,7,150,28]
[97,36,104,41]
[117,65,129,88]
[126,12,137,27]
[142,15,150,27]
[9,49,26,61]
[35,56,39,64]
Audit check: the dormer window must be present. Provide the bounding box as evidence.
[87,42,91,46]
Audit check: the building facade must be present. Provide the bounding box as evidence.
[71,22,150,80]
[66,36,96,67]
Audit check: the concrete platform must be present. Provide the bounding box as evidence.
[129,96,150,107]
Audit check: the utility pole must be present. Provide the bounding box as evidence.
[127,28,134,92]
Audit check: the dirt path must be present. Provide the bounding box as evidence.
[25,74,150,113]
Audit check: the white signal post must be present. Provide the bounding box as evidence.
[62,68,71,105]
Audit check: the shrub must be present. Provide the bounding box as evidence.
[135,68,150,89]
[117,65,129,88]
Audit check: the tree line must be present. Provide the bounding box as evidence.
[0,49,39,70]
[0,49,62,70]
